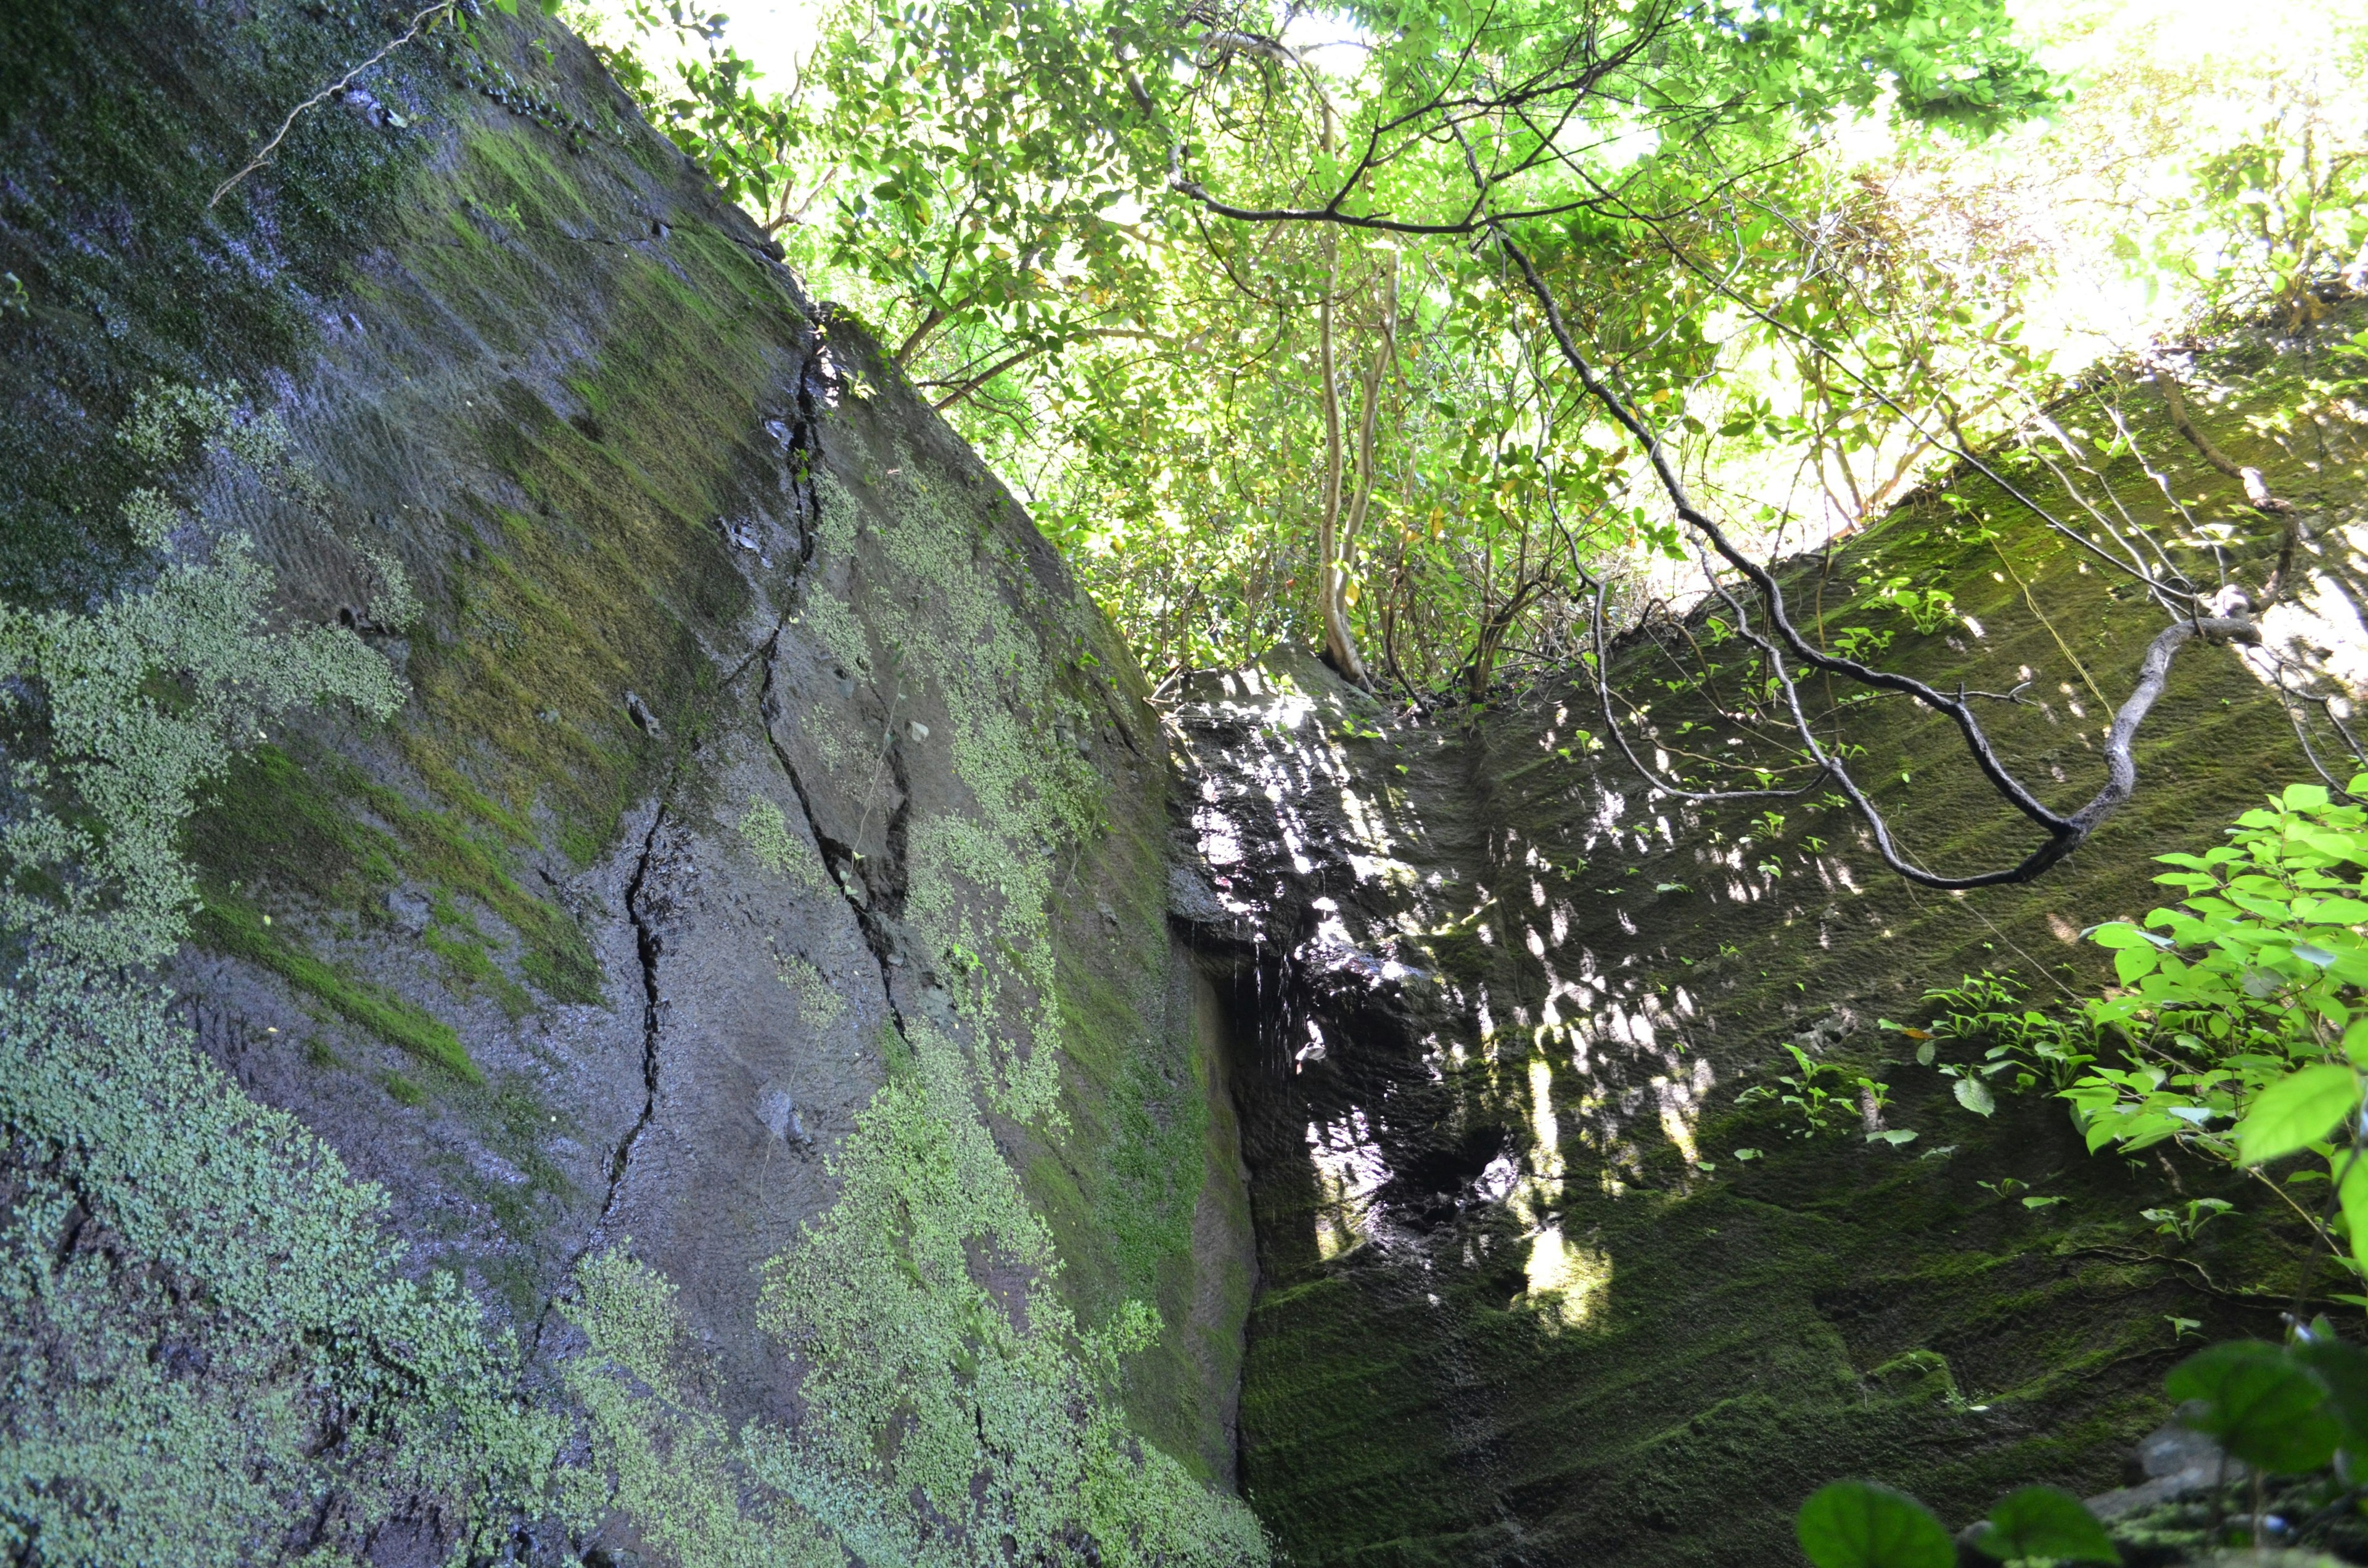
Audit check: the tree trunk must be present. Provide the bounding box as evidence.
[1313,108,1371,688]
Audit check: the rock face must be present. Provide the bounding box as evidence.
[1171,348,2366,1564]
[1,4,1256,1562]
[7,4,2368,1567]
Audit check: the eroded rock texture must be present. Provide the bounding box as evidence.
[1175,354,2368,1564]
[2,4,1255,1562]
[8,2,2368,1566]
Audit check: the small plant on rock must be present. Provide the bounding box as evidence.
[1798,1323,2368,1563]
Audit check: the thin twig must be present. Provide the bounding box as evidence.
[209,1,457,210]
[1493,223,2261,887]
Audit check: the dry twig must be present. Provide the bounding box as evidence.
[209,1,457,210]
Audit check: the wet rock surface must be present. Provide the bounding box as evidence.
[2,4,1256,1559]
[1175,428,2357,1564]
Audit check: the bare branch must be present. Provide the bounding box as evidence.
[1493,223,2263,885]
[1610,202,2209,603]
[2153,367,2293,515]
[210,1,456,210]
[1588,579,1830,803]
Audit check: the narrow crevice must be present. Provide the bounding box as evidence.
[529,802,668,1361]
[605,803,669,1221]
[532,336,835,1358]
[758,628,911,1040]
[786,326,831,568]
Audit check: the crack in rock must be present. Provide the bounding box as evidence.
[759,628,913,1041]
[604,803,668,1223]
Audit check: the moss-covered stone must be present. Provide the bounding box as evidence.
[1,2,1264,1560]
[1178,321,2368,1565]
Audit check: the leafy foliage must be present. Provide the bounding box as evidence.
[2066,781,2368,1275]
[574,0,2367,702]
[1798,1326,2368,1562]
[1733,1042,1907,1144]
[1901,781,2368,1303]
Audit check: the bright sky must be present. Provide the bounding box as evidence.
[709,1,826,72]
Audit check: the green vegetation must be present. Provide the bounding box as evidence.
[740,793,825,887]
[754,1017,1262,1564]
[194,885,479,1079]
[578,0,2366,702]
[0,384,560,1561]
[1901,781,2368,1301]
[175,726,606,1074]
[1794,781,2368,1562]
[1797,1326,2368,1561]
[7,0,2365,1562]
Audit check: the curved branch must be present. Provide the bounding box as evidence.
[210,1,456,208]
[2153,369,2292,516]
[1706,569,2255,886]
[1494,226,2262,885]
[1495,229,2079,827]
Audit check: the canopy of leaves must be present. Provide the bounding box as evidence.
[567,0,2368,692]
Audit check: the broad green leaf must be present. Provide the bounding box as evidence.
[1971,1485,2119,1564]
[1796,1481,1955,1568]
[2292,1325,2368,1453]
[2235,1065,2361,1165]
[2165,1340,2340,1474]
[2340,1156,2368,1276]
[2113,945,2160,984]
[1954,1077,1996,1117]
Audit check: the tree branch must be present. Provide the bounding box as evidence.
[210,1,456,209]
[1494,224,2260,885]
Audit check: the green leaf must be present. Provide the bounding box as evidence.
[1954,1077,1996,1117]
[2291,1325,2368,1453]
[2112,944,2160,984]
[2235,1065,2361,1165]
[1796,1481,1955,1568]
[2339,1155,2368,1275]
[2165,1340,2340,1473]
[1971,1485,2119,1564]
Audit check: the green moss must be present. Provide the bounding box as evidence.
[422,891,536,1017]
[0,0,434,610]
[183,742,398,903]
[376,257,776,871]
[186,740,602,1010]
[0,323,564,1561]
[194,885,479,1083]
[740,795,826,889]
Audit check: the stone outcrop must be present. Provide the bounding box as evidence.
[1,4,1255,1561]
[1170,354,2366,1562]
[6,3,2368,1565]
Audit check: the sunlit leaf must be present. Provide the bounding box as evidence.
[2235,1065,2361,1165]
[1797,1482,1955,1568]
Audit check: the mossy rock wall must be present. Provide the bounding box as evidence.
[1174,335,2368,1564]
[0,4,1259,1562]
